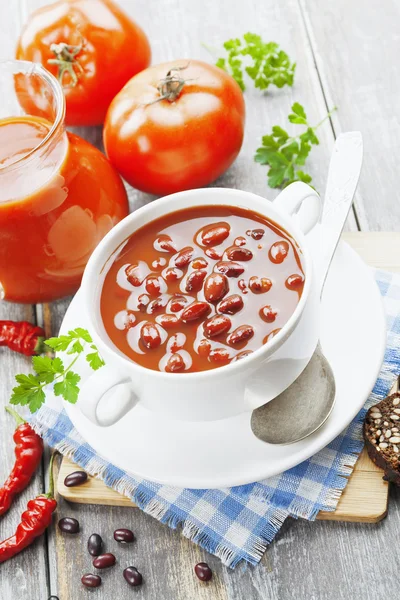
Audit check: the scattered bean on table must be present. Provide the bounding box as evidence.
[114,528,135,543]
[81,573,102,588]
[58,517,80,534]
[87,533,103,556]
[123,566,143,587]
[194,562,213,582]
[93,553,116,569]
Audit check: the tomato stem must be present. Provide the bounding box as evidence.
[149,63,192,105]
[48,40,84,87]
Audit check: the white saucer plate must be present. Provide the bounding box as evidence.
[56,226,386,489]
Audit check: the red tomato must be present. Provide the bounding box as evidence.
[103,60,245,195]
[16,0,151,126]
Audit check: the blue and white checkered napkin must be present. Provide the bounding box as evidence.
[31,270,400,568]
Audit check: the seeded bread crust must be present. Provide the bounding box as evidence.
[363,392,400,485]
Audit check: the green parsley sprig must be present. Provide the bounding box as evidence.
[254,102,337,189]
[10,328,104,413]
[215,33,296,92]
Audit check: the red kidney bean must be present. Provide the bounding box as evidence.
[263,328,282,344]
[194,562,212,582]
[232,350,253,361]
[204,273,229,303]
[168,333,185,352]
[164,267,181,282]
[166,353,185,372]
[64,471,88,487]
[250,228,265,240]
[200,222,230,246]
[174,246,194,268]
[157,314,179,329]
[58,517,79,534]
[81,574,102,588]
[140,323,162,350]
[148,297,167,313]
[156,234,176,253]
[209,348,231,365]
[269,240,290,264]
[123,566,143,587]
[198,339,211,357]
[114,528,135,543]
[226,246,253,261]
[192,257,208,269]
[169,295,187,312]
[123,311,136,329]
[228,325,254,346]
[285,274,304,291]
[93,553,116,569]
[203,315,231,339]
[249,276,272,294]
[218,294,244,315]
[145,275,162,296]
[238,279,248,294]
[260,306,277,323]
[137,293,150,311]
[205,247,222,260]
[87,533,103,556]
[125,264,143,286]
[186,270,207,293]
[180,301,211,323]
[215,261,244,278]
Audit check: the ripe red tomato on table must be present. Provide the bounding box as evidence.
[103,60,246,195]
[16,0,151,126]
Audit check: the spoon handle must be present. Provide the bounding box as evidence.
[319,131,363,294]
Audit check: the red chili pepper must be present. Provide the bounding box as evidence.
[0,320,45,356]
[0,453,57,564]
[0,407,44,516]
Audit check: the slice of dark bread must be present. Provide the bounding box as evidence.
[364,392,400,485]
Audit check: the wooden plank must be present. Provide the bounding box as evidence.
[0,305,50,600]
[316,449,388,523]
[299,0,400,232]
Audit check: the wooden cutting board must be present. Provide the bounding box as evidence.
[56,232,396,523]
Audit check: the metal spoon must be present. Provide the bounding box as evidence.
[251,131,363,444]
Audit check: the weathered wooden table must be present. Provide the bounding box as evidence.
[1,0,399,598]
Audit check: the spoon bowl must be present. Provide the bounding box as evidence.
[251,345,335,444]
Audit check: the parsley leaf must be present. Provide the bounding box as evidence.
[10,327,104,413]
[255,102,337,189]
[216,38,245,91]
[215,33,295,91]
[10,382,45,410]
[45,334,73,352]
[54,371,81,404]
[32,356,64,383]
[86,345,105,371]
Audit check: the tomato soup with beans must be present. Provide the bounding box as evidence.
[100,206,305,373]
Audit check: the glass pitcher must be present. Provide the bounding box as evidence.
[0,60,129,303]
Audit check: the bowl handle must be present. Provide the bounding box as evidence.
[78,365,139,426]
[273,182,321,234]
